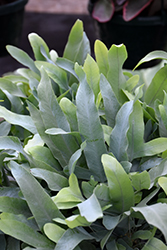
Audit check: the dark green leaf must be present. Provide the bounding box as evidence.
[0,213,54,249]
[132,230,152,240]
[0,235,6,250]
[6,236,20,250]
[55,227,93,250]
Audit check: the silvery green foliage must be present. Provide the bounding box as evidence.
[0,19,167,249]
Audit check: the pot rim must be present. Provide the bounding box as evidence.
[0,0,28,15]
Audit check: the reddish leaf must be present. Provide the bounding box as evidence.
[123,0,153,21]
[116,0,126,5]
[92,0,115,23]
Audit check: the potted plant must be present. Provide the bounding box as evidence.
[1,19,167,249]
[0,0,28,57]
[88,0,167,69]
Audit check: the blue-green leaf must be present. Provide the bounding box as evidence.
[0,197,31,217]
[35,61,68,91]
[134,50,167,70]
[110,101,133,161]
[127,100,144,161]
[55,227,93,250]
[0,121,11,136]
[68,141,86,175]
[76,65,107,181]
[28,101,67,167]
[0,78,26,97]
[37,68,79,167]
[10,161,64,230]
[0,136,25,157]
[31,168,68,191]
[56,58,78,80]
[132,203,167,243]
[0,106,37,134]
[103,215,120,230]
[78,193,103,222]
[100,74,120,128]
[6,45,39,74]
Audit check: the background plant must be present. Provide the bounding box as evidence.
[91,0,166,22]
[0,19,167,249]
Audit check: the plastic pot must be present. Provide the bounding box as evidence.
[0,0,28,57]
[88,1,167,69]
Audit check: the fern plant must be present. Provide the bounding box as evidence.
[0,19,167,249]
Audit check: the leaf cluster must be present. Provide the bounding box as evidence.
[0,19,167,249]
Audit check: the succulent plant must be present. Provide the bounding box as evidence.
[91,0,165,22]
